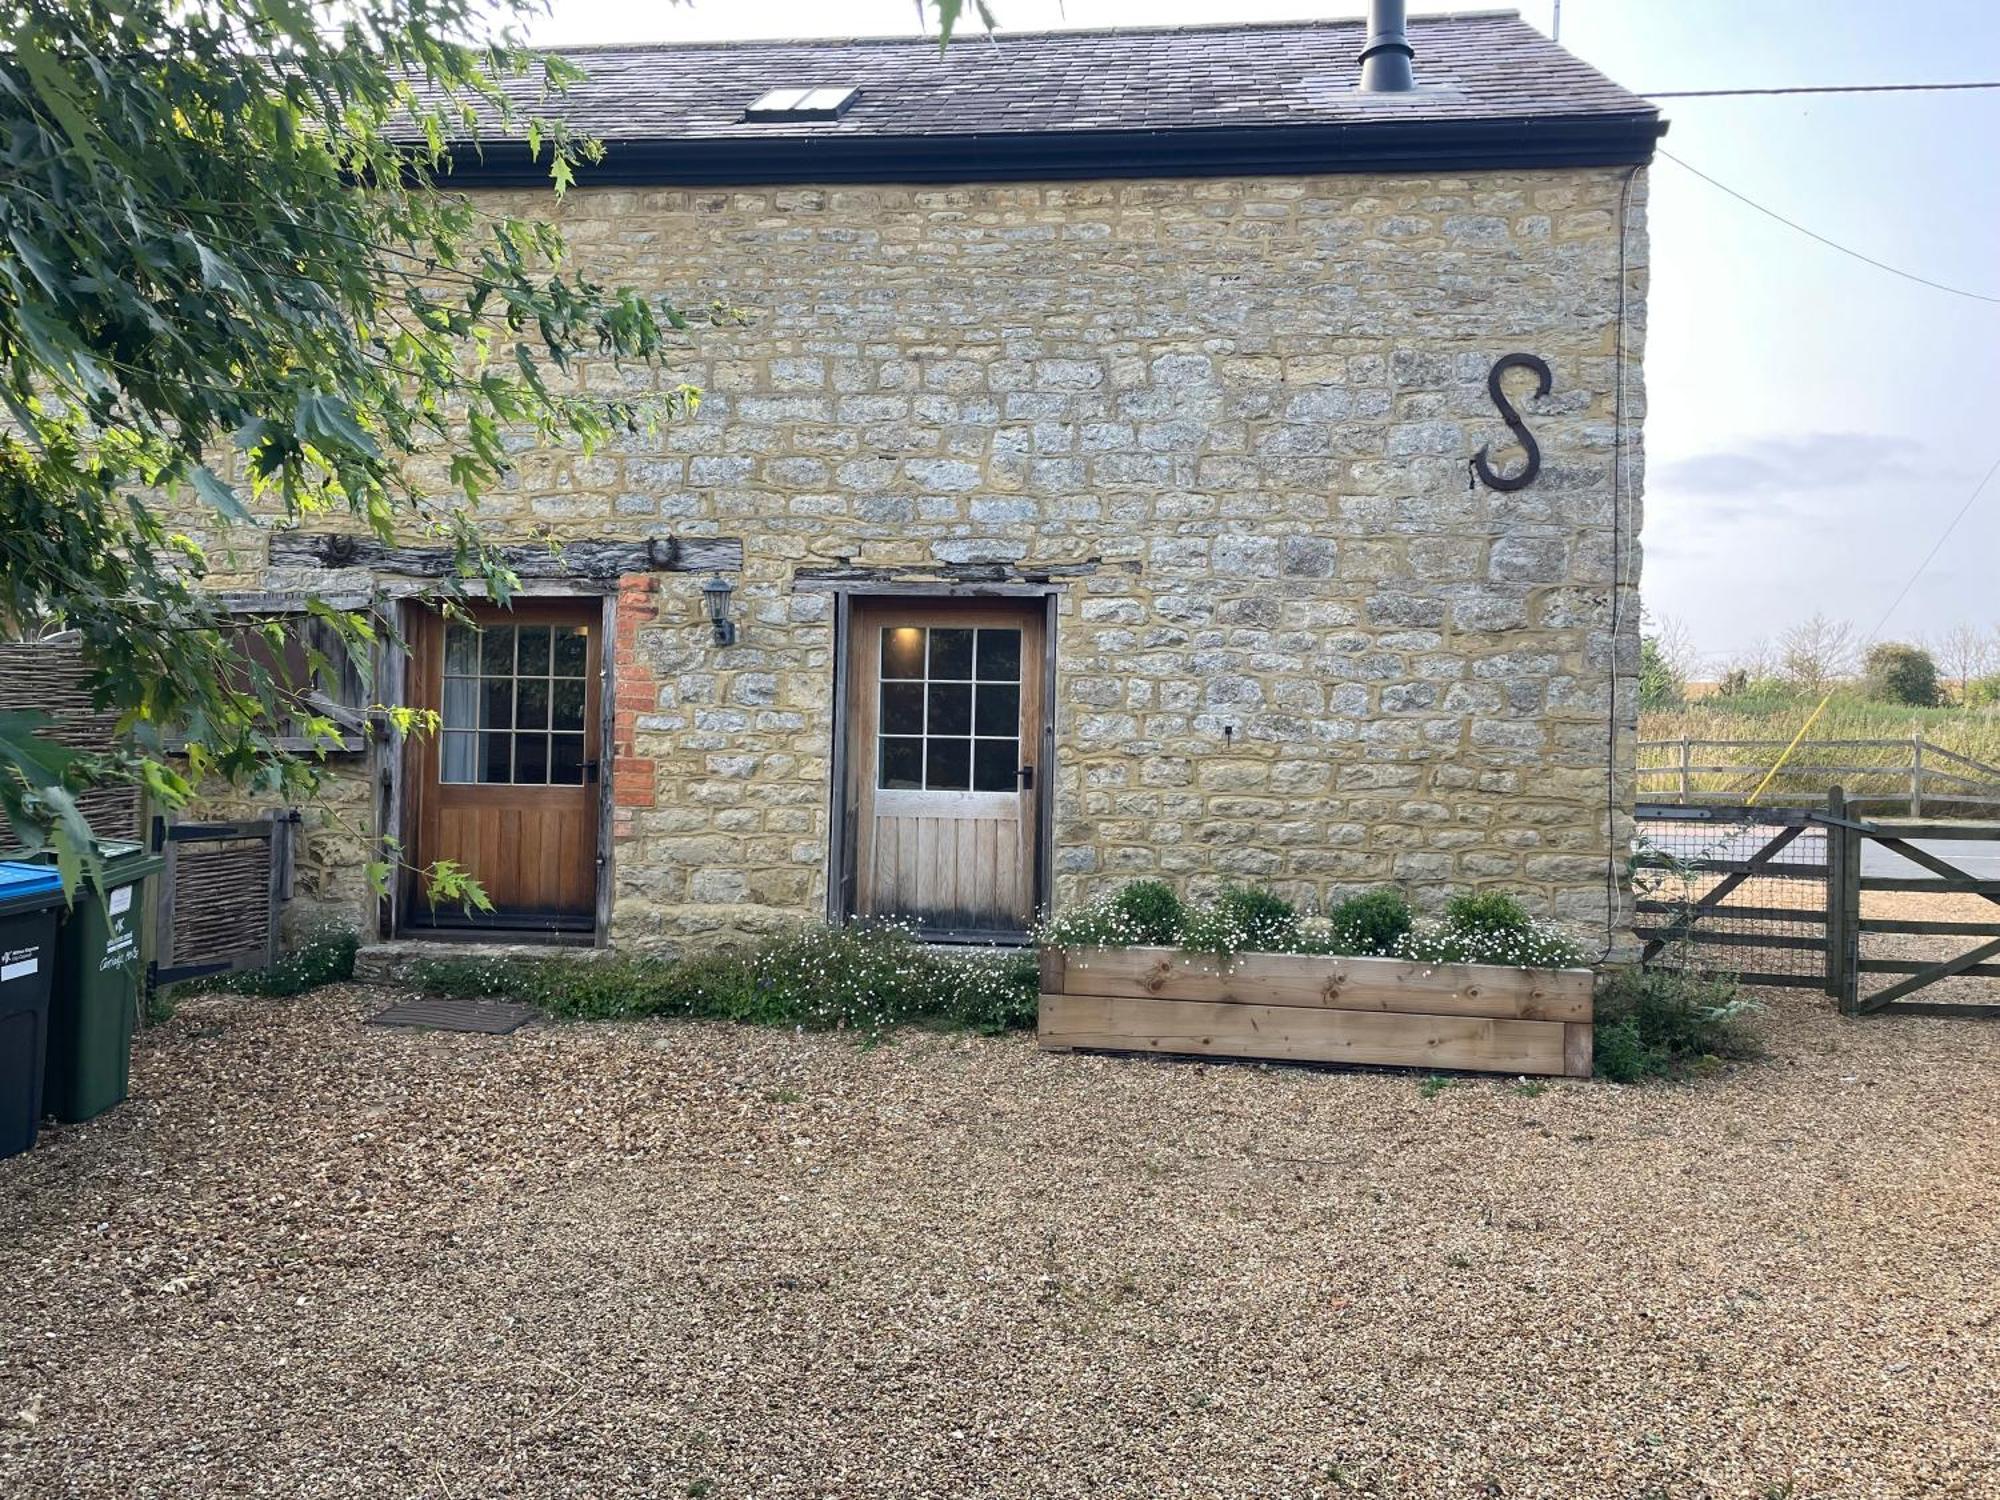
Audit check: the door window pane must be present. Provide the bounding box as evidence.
[441,730,476,781]
[974,683,1019,736]
[880,682,924,735]
[881,626,925,680]
[552,679,586,730]
[479,626,515,675]
[929,628,974,679]
[479,731,512,783]
[552,627,588,677]
[442,677,478,729]
[976,629,1021,682]
[445,625,480,674]
[879,737,923,790]
[480,679,513,729]
[973,739,1019,792]
[925,737,971,790]
[550,734,586,785]
[515,732,549,784]
[927,682,972,736]
[517,626,551,675]
[517,678,549,730]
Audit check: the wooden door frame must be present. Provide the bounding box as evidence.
[826,585,1058,939]
[382,588,617,946]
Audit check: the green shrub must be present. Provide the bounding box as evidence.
[1329,889,1413,955]
[1442,891,1532,935]
[1110,880,1185,946]
[1182,884,1298,957]
[1592,966,1761,1082]
[409,922,1037,1041]
[210,927,359,998]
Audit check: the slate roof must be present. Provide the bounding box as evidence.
[449,12,1663,184]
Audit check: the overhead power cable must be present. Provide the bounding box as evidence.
[1644,80,2000,97]
[1658,149,2000,305]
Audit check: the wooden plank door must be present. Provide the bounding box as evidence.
[846,599,1044,937]
[403,601,601,935]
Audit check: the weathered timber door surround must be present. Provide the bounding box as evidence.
[837,595,1051,939]
[402,599,603,937]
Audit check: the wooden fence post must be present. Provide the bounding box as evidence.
[1824,787,1847,1003]
[1678,736,1692,803]
[1910,732,1924,818]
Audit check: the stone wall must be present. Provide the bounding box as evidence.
[228,164,1649,951]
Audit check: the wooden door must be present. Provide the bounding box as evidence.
[403,601,601,934]
[845,599,1044,937]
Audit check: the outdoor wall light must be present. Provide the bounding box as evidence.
[701,573,737,646]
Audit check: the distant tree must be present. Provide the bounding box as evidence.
[1639,635,1685,710]
[1778,614,1858,698]
[1934,624,1997,704]
[1966,676,2000,709]
[1863,643,1943,708]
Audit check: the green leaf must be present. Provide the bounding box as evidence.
[191,464,254,523]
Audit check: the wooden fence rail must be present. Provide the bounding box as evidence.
[1636,736,2000,816]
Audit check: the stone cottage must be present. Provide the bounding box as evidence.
[215,9,1662,952]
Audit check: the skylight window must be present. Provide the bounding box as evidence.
[744,86,860,122]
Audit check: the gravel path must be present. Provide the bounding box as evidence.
[3,985,1996,1499]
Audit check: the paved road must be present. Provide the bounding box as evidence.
[1635,821,2000,880]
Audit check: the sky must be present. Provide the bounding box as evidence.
[518,0,2000,673]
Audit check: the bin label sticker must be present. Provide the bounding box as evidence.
[1,954,39,983]
[109,884,134,916]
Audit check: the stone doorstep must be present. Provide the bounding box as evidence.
[354,938,612,986]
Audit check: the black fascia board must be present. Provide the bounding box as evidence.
[441,113,1668,188]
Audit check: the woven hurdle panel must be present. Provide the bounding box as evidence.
[162,837,274,969]
[0,639,144,841]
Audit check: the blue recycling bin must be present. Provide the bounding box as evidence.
[0,862,66,1159]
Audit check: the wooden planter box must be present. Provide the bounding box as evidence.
[1038,946,1594,1078]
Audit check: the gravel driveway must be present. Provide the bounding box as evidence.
[3,985,1995,1499]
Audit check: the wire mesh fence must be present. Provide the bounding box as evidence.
[1632,805,1830,988]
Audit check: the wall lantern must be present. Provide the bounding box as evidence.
[701,574,737,646]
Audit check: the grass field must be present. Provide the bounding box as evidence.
[1639,696,2000,807]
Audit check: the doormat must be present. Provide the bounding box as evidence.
[366,997,540,1036]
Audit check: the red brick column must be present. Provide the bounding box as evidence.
[611,573,661,841]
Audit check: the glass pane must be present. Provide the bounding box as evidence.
[929,628,973,679]
[479,731,511,784]
[926,737,971,790]
[442,677,478,731]
[976,629,1022,682]
[928,682,971,736]
[441,730,476,783]
[480,679,513,729]
[552,678,585,731]
[444,625,479,675]
[550,734,585,785]
[517,678,549,730]
[879,737,923,790]
[552,627,588,678]
[479,626,514,675]
[974,683,1019,736]
[880,682,923,736]
[880,627,925,681]
[514,732,549,784]
[973,739,1019,792]
[517,626,551,676]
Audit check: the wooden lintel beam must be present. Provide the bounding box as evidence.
[269,532,744,579]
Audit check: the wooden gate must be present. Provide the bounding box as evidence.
[1636,790,2000,1017]
[148,814,295,989]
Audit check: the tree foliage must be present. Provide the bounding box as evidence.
[0,0,700,889]
[1862,642,1942,708]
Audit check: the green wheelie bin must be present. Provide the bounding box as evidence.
[0,861,66,1158]
[41,841,166,1125]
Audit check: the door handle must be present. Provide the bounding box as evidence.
[1018,765,1035,791]
[582,759,601,784]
